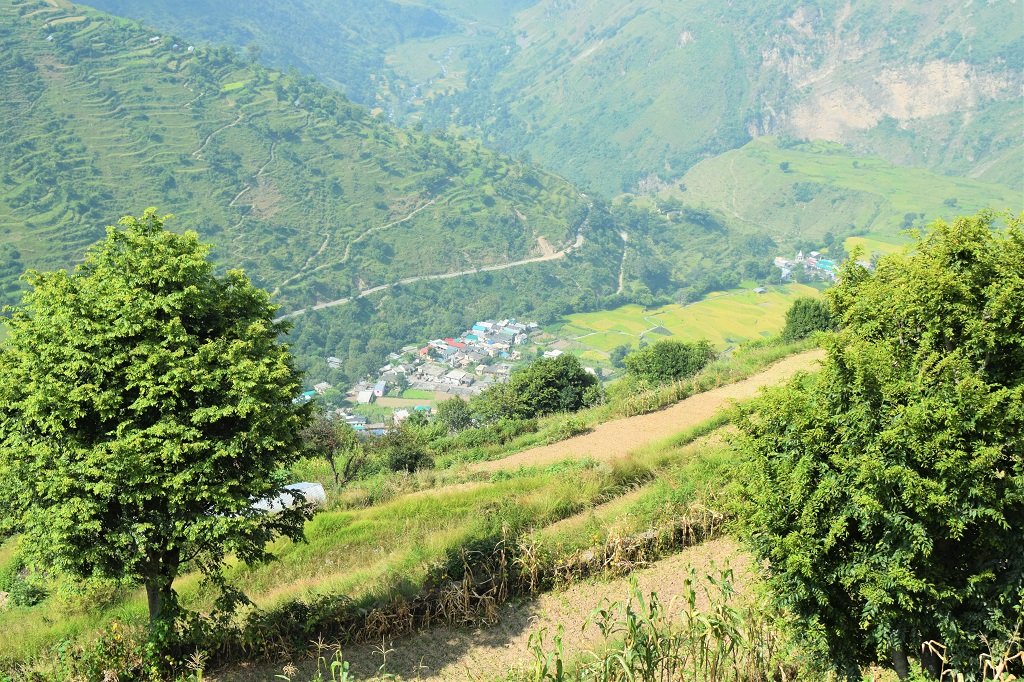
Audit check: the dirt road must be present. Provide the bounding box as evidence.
[473,348,825,473]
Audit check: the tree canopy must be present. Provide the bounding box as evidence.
[475,353,601,420]
[623,339,716,384]
[780,296,832,342]
[0,210,311,649]
[738,213,1023,678]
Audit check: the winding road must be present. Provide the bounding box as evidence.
[275,202,592,322]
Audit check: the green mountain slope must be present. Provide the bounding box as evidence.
[77,0,455,104]
[670,137,1022,250]
[0,0,627,381]
[431,0,1022,195]
[79,0,1023,197]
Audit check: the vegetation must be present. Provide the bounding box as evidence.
[0,211,310,666]
[623,339,716,385]
[300,414,365,485]
[80,0,1023,191]
[557,284,823,362]
[0,0,624,384]
[673,138,1021,255]
[738,213,1024,677]
[780,297,832,342]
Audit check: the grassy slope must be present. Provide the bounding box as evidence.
[671,137,1022,250]
[0,342,813,665]
[558,283,822,360]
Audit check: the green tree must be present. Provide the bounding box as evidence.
[780,296,833,342]
[0,210,311,646]
[377,422,432,473]
[609,343,631,368]
[508,353,600,418]
[624,339,716,384]
[300,413,365,485]
[436,397,473,433]
[738,213,1024,678]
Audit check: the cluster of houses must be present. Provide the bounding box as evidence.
[300,320,543,433]
[342,319,540,404]
[774,250,838,282]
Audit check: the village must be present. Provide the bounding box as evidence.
[298,319,549,434]
[773,249,838,282]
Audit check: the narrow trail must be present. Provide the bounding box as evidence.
[219,538,751,681]
[616,231,629,295]
[273,198,438,294]
[229,143,276,208]
[473,348,825,473]
[275,203,591,321]
[192,112,243,159]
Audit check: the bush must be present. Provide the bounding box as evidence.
[624,339,716,385]
[780,297,832,342]
[473,354,601,422]
[377,424,433,473]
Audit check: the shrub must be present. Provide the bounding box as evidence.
[780,297,832,342]
[623,339,716,385]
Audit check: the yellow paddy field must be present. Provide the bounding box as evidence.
[559,283,822,356]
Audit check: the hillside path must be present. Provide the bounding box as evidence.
[473,349,825,473]
[275,204,591,321]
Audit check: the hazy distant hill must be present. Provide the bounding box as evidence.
[80,0,1023,196]
[3,0,1019,384]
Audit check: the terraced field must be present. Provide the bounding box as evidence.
[672,137,1022,249]
[0,0,601,315]
[556,283,823,361]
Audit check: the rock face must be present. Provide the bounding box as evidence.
[761,6,1018,143]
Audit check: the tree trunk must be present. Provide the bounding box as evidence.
[327,455,340,485]
[892,645,911,680]
[146,580,167,624]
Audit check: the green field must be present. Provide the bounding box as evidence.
[673,138,1022,249]
[844,235,910,258]
[559,283,822,359]
[400,388,436,401]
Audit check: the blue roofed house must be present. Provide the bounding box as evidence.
[373,381,387,398]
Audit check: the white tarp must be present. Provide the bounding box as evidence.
[251,482,327,513]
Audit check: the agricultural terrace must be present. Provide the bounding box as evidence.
[554,283,822,362]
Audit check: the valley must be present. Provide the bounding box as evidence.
[0,1,1020,681]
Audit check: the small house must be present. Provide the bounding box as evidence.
[373,381,387,398]
[357,390,374,404]
[754,287,767,294]
[446,369,473,386]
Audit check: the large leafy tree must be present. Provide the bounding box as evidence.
[0,210,311,636]
[739,213,1023,678]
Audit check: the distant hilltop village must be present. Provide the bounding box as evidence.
[773,249,874,283]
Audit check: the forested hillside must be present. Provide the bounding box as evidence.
[1,0,812,386]
[80,0,1024,196]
